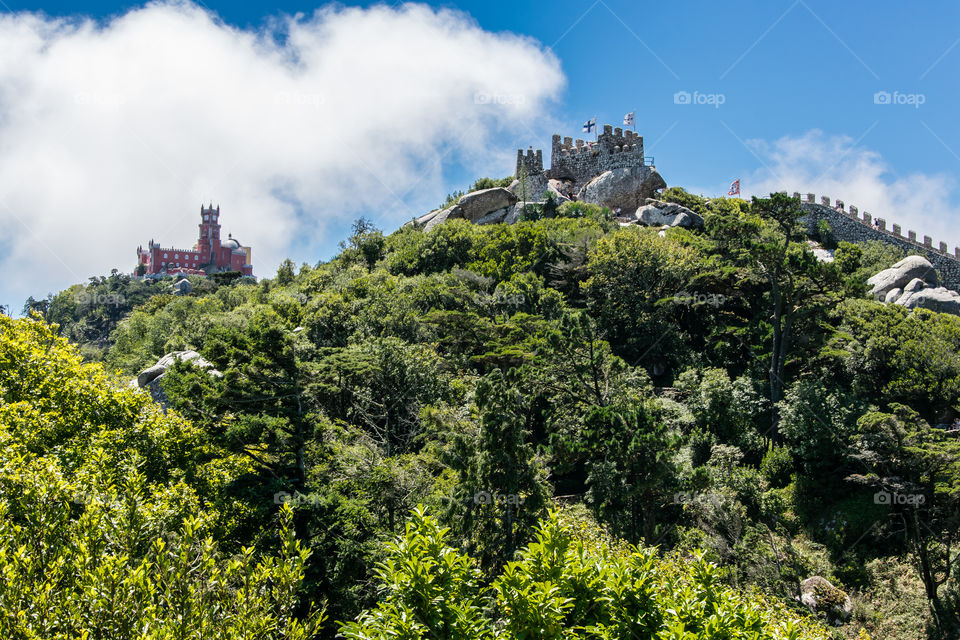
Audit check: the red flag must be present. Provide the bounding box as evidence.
[728,179,740,196]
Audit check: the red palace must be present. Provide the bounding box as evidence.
[136,204,253,277]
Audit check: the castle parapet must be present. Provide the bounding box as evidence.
[546,123,646,188]
[514,147,543,178]
[799,193,960,288]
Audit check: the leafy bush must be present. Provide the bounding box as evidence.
[760,446,794,489]
[341,507,831,639]
[0,316,324,638]
[556,200,612,221]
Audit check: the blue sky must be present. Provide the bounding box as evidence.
[2,0,960,308]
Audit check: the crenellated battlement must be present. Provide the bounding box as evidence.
[515,147,543,178]
[796,192,960,259]
[795,191,960,289]
[515,123,649,192]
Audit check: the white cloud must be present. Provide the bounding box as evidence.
[0,1,564,306]
[745,129,960,251]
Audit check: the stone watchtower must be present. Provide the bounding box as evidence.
[514,124,648,196]
[548,125,645,190]
[515,147,544,179]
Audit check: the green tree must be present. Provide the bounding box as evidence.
[452,369,549,573]
[584,227,698,371]
[708,193,842,443]
[847,406,960,634]
[582,400,678,544]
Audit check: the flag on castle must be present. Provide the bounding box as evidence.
[582,117,596,134]
[623,111,635,128]
[728,179,740,196]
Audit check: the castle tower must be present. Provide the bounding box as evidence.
[514,146,544,179]
[198,204,221,262]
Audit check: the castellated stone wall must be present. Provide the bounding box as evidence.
[514,148,543,179]
[512,124,644,189]
[798,193,960,290]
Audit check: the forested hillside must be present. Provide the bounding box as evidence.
[9,189,960,639]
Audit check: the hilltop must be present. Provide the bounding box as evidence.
[11,183,960,640]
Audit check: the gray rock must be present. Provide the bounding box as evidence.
[475,207,510,225]
[896,286,960,314]
[507,172,548,202]
[136,364,167,388]
[133,350,222,408]
[135,350,221,390]
[410,209,440,227]
[577,166,667,212]
[456,187,518,222]
[423,205,463,232]
[903,277,926,294]
[884,287,903,303]
[503,202,535,225]
[867,256,939,299]
[635,199,704,229]
[799,576,852,622]
[546,178,573,203]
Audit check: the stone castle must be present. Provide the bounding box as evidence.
[515,124,651,191]
[512,123,664,209]
[411,123,665,231]
[136,204,254,277]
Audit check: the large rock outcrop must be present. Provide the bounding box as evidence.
[896,284,960,314]
[420,205,462,232]
[633,199,704,228]
[455,188,518,222]
[799,576,852,623]
[867,256,939,299]
[867,257,960,315]
[414,188,518,231]
[577,166,666,212]
[133,350,221,407]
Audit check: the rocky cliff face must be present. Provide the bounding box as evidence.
[576,166,666,212]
